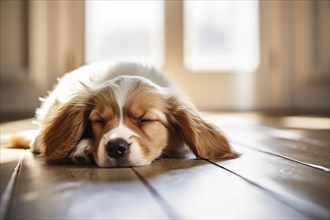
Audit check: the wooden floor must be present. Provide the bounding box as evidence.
[1,113,329,219]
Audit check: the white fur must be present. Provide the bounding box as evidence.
[70,139,93,162]
[35,61,176,167]
[128,142,151,166]
[105,124,139,142]
[27,61,236,167]
[96,137,111,167]
[36,61,174,125]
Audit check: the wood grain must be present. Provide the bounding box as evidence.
[212,144,330,219]
[0,148,26,196]
[135,159,309,219]
[208,115,329,171]
[1,114,329,219]
[6,152,169,219]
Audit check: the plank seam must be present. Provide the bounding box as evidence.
[0,150,26,220]
[206,159,329,219]
[131,167,180,219]
[232,140,330,173]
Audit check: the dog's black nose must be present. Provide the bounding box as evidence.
[106,139,129,158]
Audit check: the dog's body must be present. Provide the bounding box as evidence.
[20,61,238,167]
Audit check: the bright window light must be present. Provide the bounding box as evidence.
[184,1,259,73]
[85,1,163,67]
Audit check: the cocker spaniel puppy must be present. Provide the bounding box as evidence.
[22,61,238,167]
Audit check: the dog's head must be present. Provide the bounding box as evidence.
[39,76,237,167]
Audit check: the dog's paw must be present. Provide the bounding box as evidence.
[69,139,94,165]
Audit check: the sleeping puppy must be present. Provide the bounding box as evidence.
[26,61,238,167]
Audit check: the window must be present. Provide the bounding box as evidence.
[85,1,164,67]
[184,1,259,73]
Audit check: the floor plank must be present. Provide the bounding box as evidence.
[0,118,37,135]
[0,148,26,197]
[207,115,330,172]
[1,114,329,219]
[0,148,26,220]
[135,159,309,219]
[6,152,169,219]
[230,124,329,171]
[1,119,33,196]
[212,144,330,219]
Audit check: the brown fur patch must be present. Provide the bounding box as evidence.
[39,96,92,164]
[9,135,30,149]
[167,96,239,160]
[122,79,169,160]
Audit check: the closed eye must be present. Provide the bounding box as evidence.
[136,118,154,127]
[93,118,105,125]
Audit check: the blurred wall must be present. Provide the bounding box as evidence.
[0,0,27,76]
[0,1,39,122]
[0,1,329,122]
[0,0,84,122]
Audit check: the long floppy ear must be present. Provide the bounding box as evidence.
[167,97,238,160]
[39,96,92,164]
